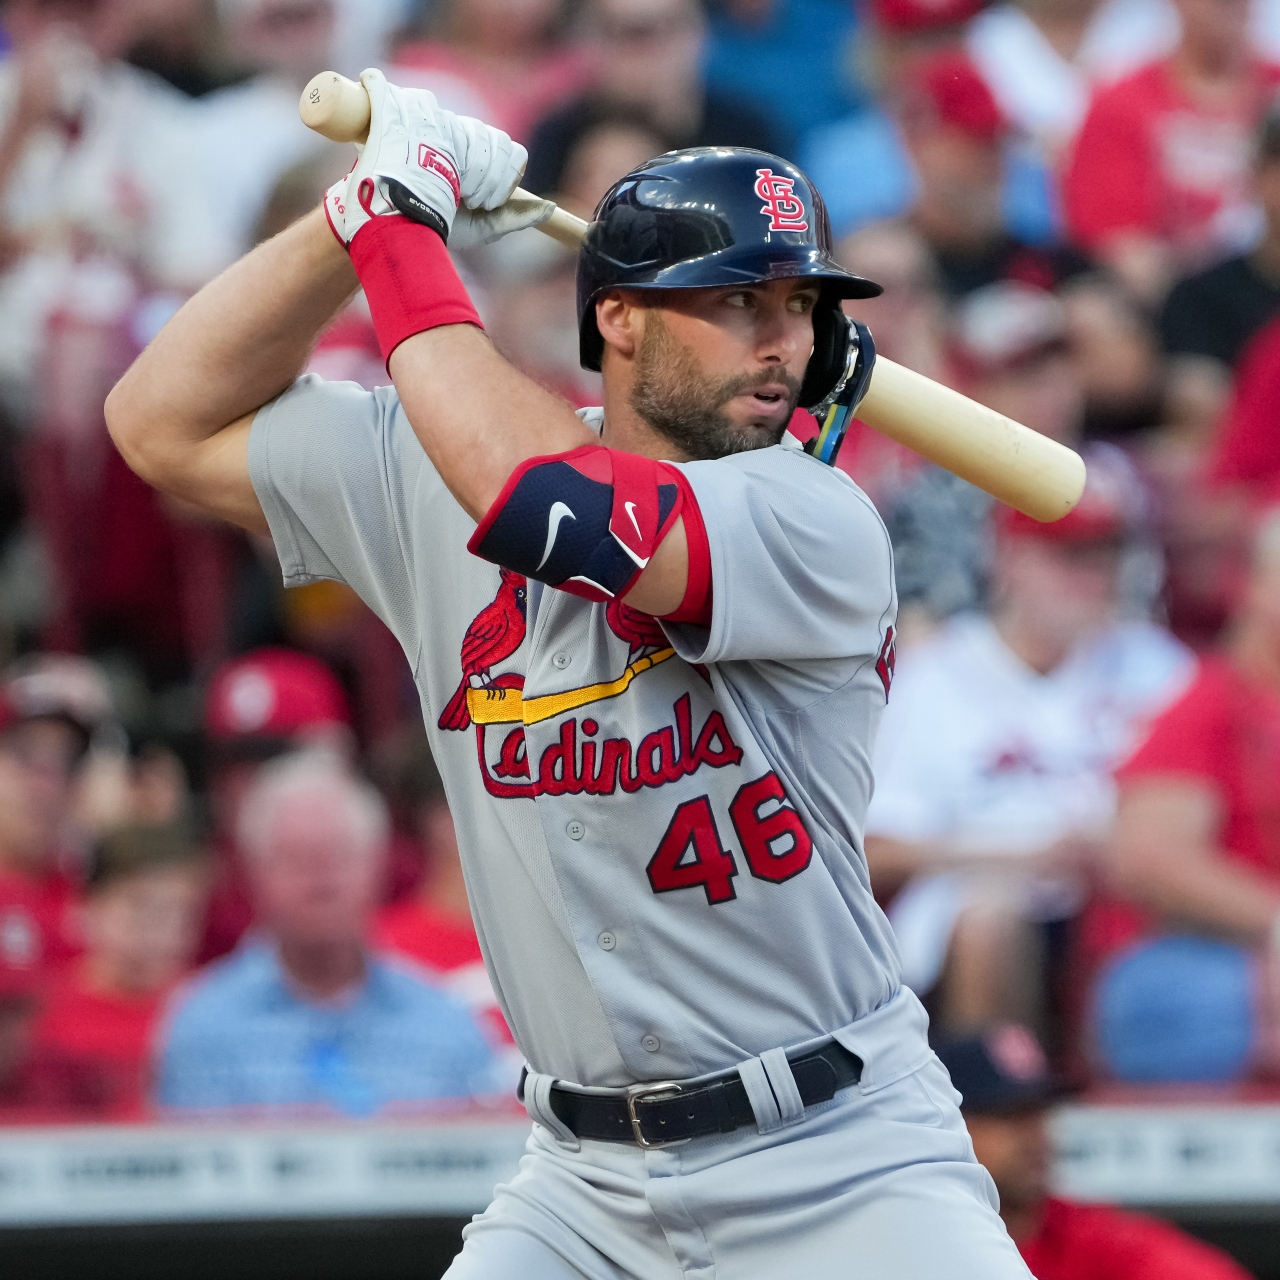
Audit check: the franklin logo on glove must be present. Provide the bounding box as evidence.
[417,144,461,204]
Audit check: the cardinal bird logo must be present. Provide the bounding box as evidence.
[439,568,528,731]
[606,596,668,658]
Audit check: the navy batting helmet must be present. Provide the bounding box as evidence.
[576,147,882,409]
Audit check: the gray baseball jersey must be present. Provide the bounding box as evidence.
[249,375,903,1089]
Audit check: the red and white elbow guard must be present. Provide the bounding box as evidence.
[467,446,683,602]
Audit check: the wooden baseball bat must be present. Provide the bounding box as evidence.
[300,71,587,249]
[300,72,1085,522]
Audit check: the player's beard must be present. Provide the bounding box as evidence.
[628,311,802,461]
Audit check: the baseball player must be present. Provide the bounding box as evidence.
[107,71,1032,1279]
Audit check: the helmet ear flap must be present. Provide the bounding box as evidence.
[580,304,606,373]
[799,301,852,412]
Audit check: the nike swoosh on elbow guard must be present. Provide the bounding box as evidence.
[537,502,577,571]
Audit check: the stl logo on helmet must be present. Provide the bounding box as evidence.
[753,168,808,232]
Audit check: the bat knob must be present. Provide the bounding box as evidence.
[299,71,371,145]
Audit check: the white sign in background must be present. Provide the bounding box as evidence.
[4,1105,1280,1227]
[1051,1104,1280,1206]
[0,1117,533,1227]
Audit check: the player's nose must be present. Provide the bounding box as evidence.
[753,303,808,368]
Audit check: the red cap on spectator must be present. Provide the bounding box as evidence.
[870,0,983,32]
[205,648,351,741]
[998,460,1129,543]
[900,50,1005,142]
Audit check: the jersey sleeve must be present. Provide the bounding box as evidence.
[661,447,895,667]
[248,375,427,656]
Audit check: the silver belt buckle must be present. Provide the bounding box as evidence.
[626,1080,686,1148]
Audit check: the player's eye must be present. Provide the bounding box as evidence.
[723,291,753,309]
[788,293,819,313]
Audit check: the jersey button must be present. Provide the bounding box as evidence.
[641,1035,661,1053]
[597,931,616,951]
[552,652,572,669]
[566,821,585,840]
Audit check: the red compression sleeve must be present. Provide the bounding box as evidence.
[660,467,712,627]
[348,217,482,365]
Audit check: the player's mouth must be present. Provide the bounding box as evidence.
[737,384,792,418]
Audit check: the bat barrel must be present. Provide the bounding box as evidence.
[856,357,1086,522]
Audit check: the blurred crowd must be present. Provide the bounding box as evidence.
[2,0,1280,1132]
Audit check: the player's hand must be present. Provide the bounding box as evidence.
[450,190,556,250]
[334,68,527,247]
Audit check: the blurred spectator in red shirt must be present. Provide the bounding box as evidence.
[0,950,100,1118]
[0,655,113,983]
[198,647,353,962]
[0,955,43,1112]
[374,731,516,1061]
[30,823,207,1118]
[523,0,783,198]
[1206,312,1280,502]
[1160,100,1280,442]
[936,1024,1253,1279]
[1094,506,1280,1080]
[391,0,591,144]
[967,0,1181,169]
[1062,0,1280,306]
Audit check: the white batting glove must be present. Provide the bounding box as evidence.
[451,190,556,250]
[328,175,555,250]
[337,68,527,247]
[323,170,353,244]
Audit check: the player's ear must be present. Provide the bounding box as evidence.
[596,290,643,359]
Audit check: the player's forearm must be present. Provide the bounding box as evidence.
[389,324,596,520]
[390,325,690,615]
[107,209,356,484]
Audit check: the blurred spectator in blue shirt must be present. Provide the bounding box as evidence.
[703,0,866,141]
[155,753,502,1115]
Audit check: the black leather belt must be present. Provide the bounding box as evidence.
[520,1042,863,1148]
